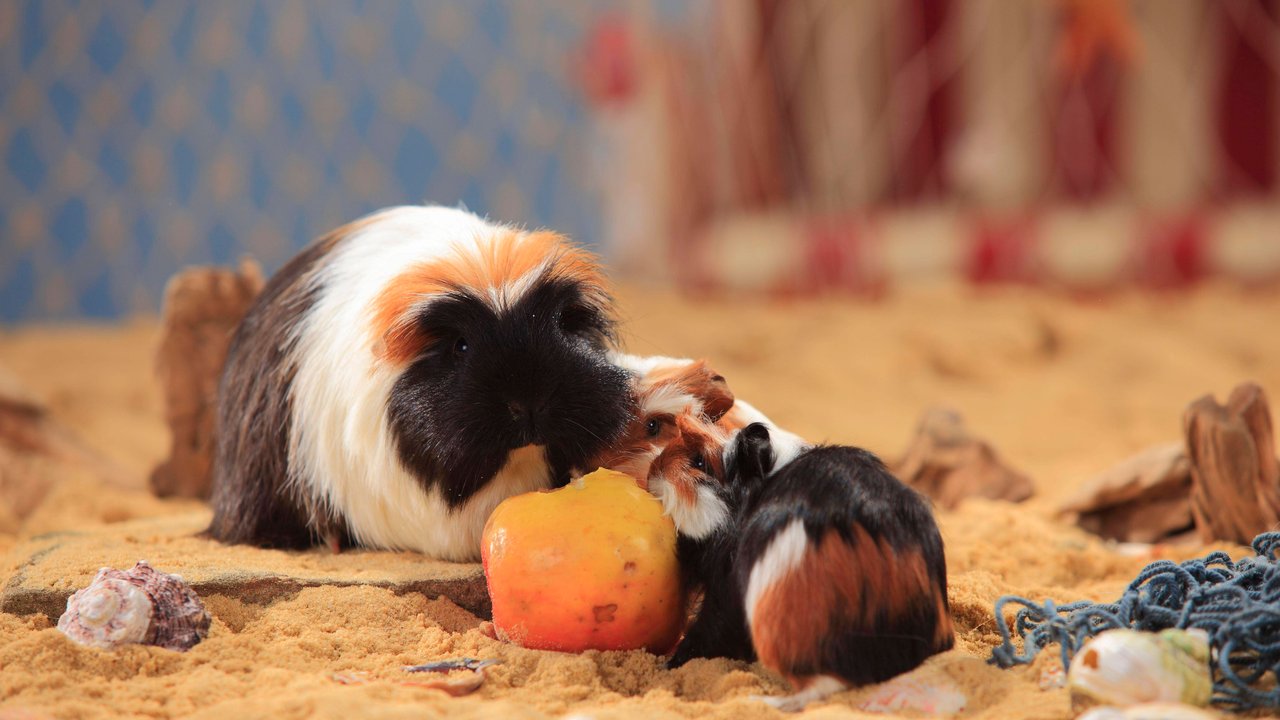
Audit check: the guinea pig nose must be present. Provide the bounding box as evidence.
[507,401,528,422]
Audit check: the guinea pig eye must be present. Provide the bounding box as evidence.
[453,337,469,355]
[645,418,661,437]
[558,304,594,336]
[690,453,706,472]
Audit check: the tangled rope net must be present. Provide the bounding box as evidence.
[990,532,1280,711]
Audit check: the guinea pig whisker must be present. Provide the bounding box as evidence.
[559,416,608,446]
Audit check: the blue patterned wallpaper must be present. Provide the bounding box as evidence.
[0,1,616,322]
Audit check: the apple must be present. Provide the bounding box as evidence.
[481,468,685,653]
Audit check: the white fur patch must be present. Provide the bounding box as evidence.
[649,474,729,540]
[287,206,557,561]
[643,383,699,416]
[744,518,809,626]
[729,400,809,471]
[608,352,694,378]
[758,675,847,712]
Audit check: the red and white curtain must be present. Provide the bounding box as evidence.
[582,0,1280,293]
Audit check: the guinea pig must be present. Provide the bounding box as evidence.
[650,418,954,712]
[583,354,735,485]
[587,353,806,487]
[207,205,634,560]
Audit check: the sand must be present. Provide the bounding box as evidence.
[4,283,1279,719]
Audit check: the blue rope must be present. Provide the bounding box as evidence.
[989,531,1280,711]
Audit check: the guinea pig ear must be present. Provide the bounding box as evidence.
[682,360,735,423]
[728,422,774,483]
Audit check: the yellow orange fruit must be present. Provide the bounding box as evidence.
[481,468,684,653]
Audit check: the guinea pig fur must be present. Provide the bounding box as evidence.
[584,354,735,486]
[652,420,955,712]
[590,353,807,485]
[207,205,633,560]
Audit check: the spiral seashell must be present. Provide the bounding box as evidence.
[56,560,211,652]
[1068,629,1212,712]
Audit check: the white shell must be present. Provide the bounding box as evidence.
[56,560,211,651]
[57,576,153,648]
[1068,629,1212,711]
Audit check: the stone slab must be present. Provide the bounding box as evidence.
[0,511,490,621]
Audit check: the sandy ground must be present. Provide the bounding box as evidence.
[2,283,1279,719]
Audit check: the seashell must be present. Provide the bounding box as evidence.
[858,666,967,716]
[57,560,211,651]
[1068,629,1212,712]
[1077,702,1218,720]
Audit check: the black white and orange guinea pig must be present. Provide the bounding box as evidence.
[648,416,955,712]
[206,205,634,560]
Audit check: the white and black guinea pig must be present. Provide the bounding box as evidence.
[652,419,955,712]
[207,206,633,560]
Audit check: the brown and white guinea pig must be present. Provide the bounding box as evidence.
[650,418,954,712]
[207,206,633,560]
[587,353,807,490]
[583,354,734,486]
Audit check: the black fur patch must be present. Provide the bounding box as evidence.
[734,446,947,584]
[386,275,633,507]
[668,530,757,667]
[207,232,344,549]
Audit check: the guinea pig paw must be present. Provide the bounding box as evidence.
[749,694,806,713]
[476,621,500,641]
[665,652,693,670]
[665,645,717,670]
[750,676,846,713]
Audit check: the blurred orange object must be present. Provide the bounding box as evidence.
[1056,0,1142,77]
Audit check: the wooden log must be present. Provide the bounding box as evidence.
[149,260,264,499]
[1184,382,1280,545]
[892,407,1034,510]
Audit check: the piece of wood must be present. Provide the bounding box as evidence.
[0,371,55,529]
[0,364,133,530]
[1184,382,1280,545]
[1058,443,1193,543]
[149,260,264,499]
[892,407,1034,510]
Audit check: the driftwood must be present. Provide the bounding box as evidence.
[1184,382,1280,545]
[149,260,264,499]
[0,367,48,452]
[0,367,57,527]
[1058,443,1193,543]
[1062,382,1280,546]
[0,366,131,530]
[892,407,1034,510]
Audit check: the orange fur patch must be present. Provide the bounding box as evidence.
[934,588,955,650]
[370,230,609,365]
[751,526,946,685]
